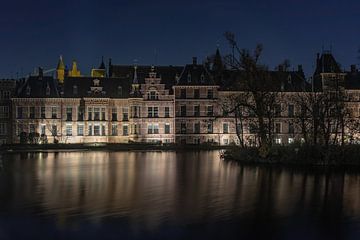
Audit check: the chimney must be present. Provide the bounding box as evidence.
[192,57,197,65]
[351,64,357,73]
[297,65,303,72]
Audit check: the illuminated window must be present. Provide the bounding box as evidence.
[77,124,84,136]
[164,123,170,134]
[111,124,118,136]
[66,124,72,136]
[94,125,100,136]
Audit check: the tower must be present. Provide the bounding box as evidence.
[131,65,140,95]
[56,55,65,84]
[68,60,81,77]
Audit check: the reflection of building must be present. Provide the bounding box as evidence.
[0,79,17,144]
[10,51,360,145]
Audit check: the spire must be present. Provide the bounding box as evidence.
[133,65,138,84]
[212,47,223,72]
[57,55,65,70]
[99,56,106,69]
[69,60,81,77]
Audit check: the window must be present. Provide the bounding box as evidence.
[148,124,159,134]
[1,91,10,99]
[111,124,118,136]
[274,104,281,117]
[88,124,92,136]
[122,108,129,121]
[200,74,205,83]
[78,106,84,121]
[117,86,122,97]
[26,86,31,95]
[194,105,200,117]
[288,104,294,117]
[40,124,46,135]
[207,106,213,116]
[165,123,170,134]
[223,123,229,134]
[207,122,213,133]
[275,123,281,134]
[41,106,46,119]
[132,124,140,134]
[101,108,106,120]
[194,122,200,134]
[131,106,140,118]
[180,89,186,98]
[29,107,35,119]
[148,107,159,118]
[194,89,200,99]
[275,138,282,144]
[51,125,57,136]
[101,124,106,136]
[207,89,214,99]
[288,122,294,134]
[249,124,257,134]
[165,107,170,118]
[94,125,100,136]
[94,107,100,121]
[46,85,50,96]
[180,122,186,134]
[17,107,23,119]
[88,107,93,120]
[77,124,84,136]
[73,85,78,95]
[51,107,57,119]
[66,107,72,121]
[112,108,117,121]
[66,124,72,136]
[0,106,9,118]
[149,91,157,100]
[187,73,191,83]
[123,125,128,136]
[0,123,6,135]
[180,105,186,117]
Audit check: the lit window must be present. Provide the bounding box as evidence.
[66,124,72,136]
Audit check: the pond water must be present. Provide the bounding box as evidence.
[0,150,360,239]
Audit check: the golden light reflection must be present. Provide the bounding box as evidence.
[4,151,360,231]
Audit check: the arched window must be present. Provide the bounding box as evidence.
[200,73,205,83]
[187,73,192,83]
[26,85,31,96]
[118,86,122,97]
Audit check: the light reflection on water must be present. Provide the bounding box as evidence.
[1,151,360,239]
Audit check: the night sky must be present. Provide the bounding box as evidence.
[1,0,360,78]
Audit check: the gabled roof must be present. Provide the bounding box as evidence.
[16,75,60,98]
[63,76,131,98]
[176,63,215,86]
[314,52,341,75]
[111,65,183,92]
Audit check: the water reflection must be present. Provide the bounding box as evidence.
[1,151,360,239]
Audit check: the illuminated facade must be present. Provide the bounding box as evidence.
[10,51,360,145]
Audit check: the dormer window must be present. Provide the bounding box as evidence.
[73,85,78,95]
[118,86,122,97]
[46,84,51,96]
[26,85,31,96]
[287,75,292,84]
[200,73,205,83]
[187,73,192,83]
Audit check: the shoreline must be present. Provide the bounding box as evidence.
[222,145,360,167]
[0,143,231,153]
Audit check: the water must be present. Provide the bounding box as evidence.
[0,151,360,239]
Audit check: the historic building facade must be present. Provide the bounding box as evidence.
[8,51,360,145]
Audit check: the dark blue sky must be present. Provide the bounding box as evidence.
[1,0,360,78]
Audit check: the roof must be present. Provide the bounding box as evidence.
[16,75,60,98]
[217,68,310,92]
[176,63,215,86]
[111,65,183,92]
[63,76,131,98]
